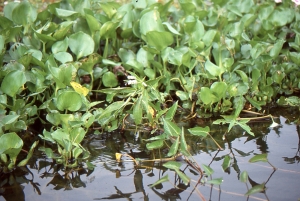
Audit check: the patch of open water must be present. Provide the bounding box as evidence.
[0,107,299,201]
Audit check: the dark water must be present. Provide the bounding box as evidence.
[1,107,300,201]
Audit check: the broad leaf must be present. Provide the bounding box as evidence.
[56,91,82,111]
[69,31,95,60]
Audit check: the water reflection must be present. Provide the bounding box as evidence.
[1,107,300,201]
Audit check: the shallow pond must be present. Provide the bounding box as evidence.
[0,107,300,201]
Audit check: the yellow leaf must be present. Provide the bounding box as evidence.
[115,153,123,162]
[70,81,89,96]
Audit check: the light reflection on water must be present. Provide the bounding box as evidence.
[0,108,300,201]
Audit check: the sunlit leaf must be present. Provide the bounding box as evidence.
[102,71,118,87]
[167,136,179,157]
[202,164,214,176]
[245,183,265,196]
[146,140,164,150]
[163,161,181,170]
[56,91,82,111]
[206,178,223,185]
[69,31,95,60]
[249,153,268,163]
[240,171,248,183]
[163,118,180,137]
[1,70,26,97]
[115,153,122,162]
[12,1,37,26]
[175,169,190,185]
[205,60,225,77]
[133,96,143,125]
[188,126,209,137]
[165,101,178,121]
[70,82,89,96]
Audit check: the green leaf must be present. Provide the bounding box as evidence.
[180,127,189,156]
[85,14,101,32]
[240,171,248,183]
[56,91,82,111]
[245,183,265,196]
[222,155,231,171]
[167,137,179,157]
[205,60,225,77]
[140,9,164,35]
[102,71,118,87]
[54,52,73,64]
[237,121,255,136]
[12,1,37,26]
[133,96,143,125]
[269,40,284,58]
[51,129,69,147]
[206,178,223,185]
[55,8,79,20]
[210,82,227,101]
[165,101,178,121]
[52,37,69,53]
[69,31,95,60]
[18,140,39,167]
[163,161,181,170]
[149,175,169,188]
[269,7,294,27]
[70,127,85,144]
[249,153,268,163]
[0,132,23,165]
[146,31,173,51]
[2,115,20,125]
[202,164,214,176]
[146,140,164,150]
[163,118,181,137]
[1,70,26,97]
[199,87,217,104]
[188,126,209,137]
[175,169,190,185]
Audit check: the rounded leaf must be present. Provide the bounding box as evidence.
[56,91,82,111]
[102,72,118,87]
[69,31,95,60]
[1,70,26,97]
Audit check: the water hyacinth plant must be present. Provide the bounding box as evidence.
[0,0,299,185]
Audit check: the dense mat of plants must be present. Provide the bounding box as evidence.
[0,0,299,185]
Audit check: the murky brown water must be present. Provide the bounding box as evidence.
[1,106,300,201]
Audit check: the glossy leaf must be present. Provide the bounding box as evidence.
[206,178,223,185]
[240,171,248,183]
[56,91,82,111]
[133,96,143,125]
[12,1,37,26]
[0,132,23,165]
[245,183,265,196]
[1,70,26,97]
[146,31,173,51]
[167,136,179,157]
[163,118,181,137]
[202,164,214,176]
[175,169,190,185]
[188,126,209,137]
[249,153,268,163]
[165,101,178,121]
[140,9,164,35]
[205,60,225,77]
[102,71,118,87]
[146,140,164,150]
[163,161,181,170]
[69,31,95,60]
